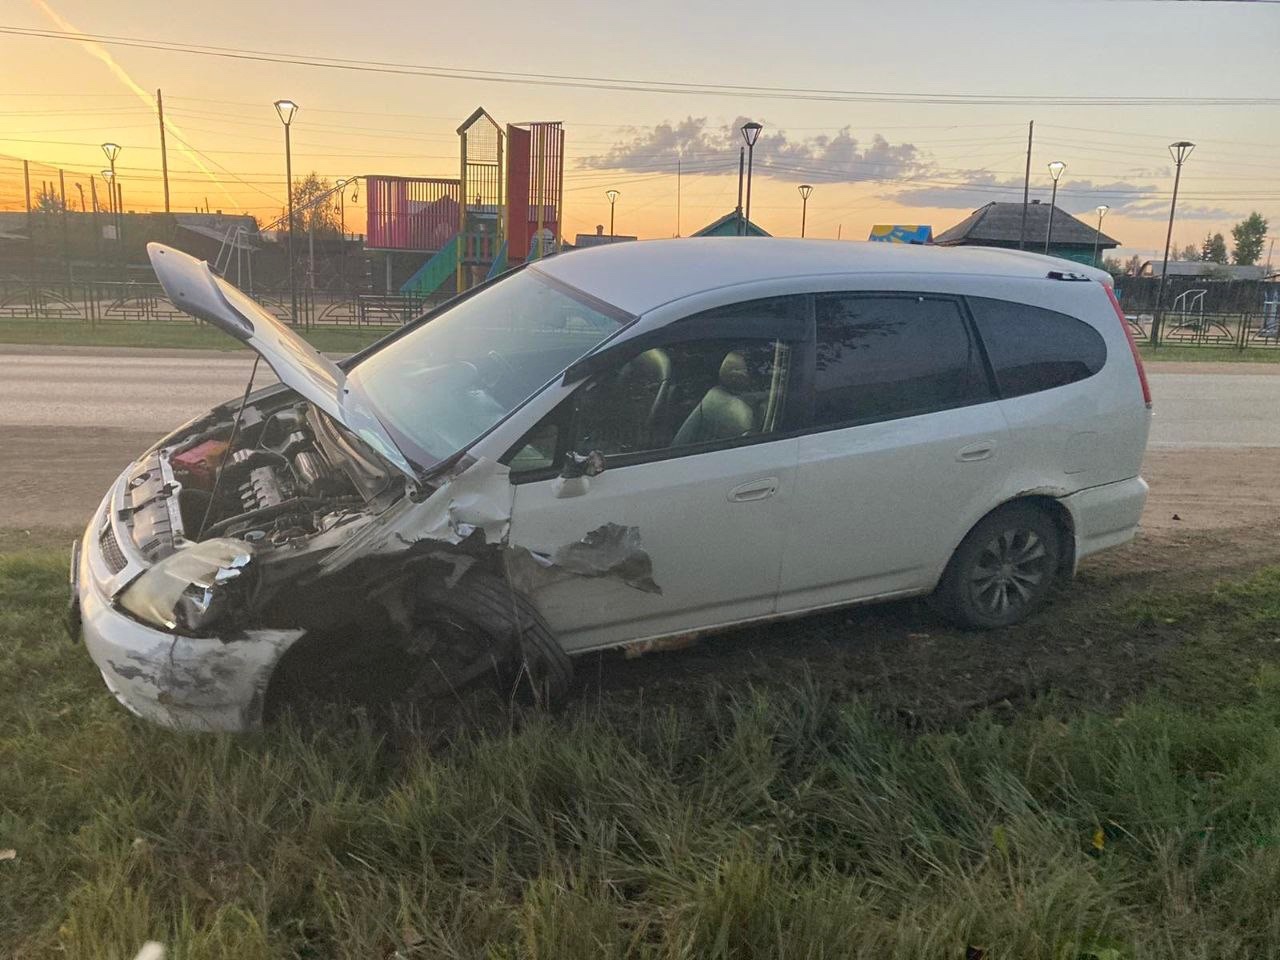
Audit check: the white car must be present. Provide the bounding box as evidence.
[70,238,1152,732]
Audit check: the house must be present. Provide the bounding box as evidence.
[1138,261,1267,281]
[692,210,770,238]
[573,225,638,248]
[934,201,1118,265]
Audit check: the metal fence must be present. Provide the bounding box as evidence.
[0,279,447,330]
[1122,310,1280,350]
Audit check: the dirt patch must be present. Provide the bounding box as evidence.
[0,426,158,532]
[1141,446,1280,531]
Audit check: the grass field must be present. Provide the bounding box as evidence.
[2,318,1278,364]
[4,541,1280,959]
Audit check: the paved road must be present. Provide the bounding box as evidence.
[1,345,1277,532]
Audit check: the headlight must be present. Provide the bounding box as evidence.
[118,538,255,633]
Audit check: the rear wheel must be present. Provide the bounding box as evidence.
[934,504,1061,630]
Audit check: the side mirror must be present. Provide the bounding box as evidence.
[561,449,606,480]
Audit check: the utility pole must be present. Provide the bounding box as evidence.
[676,155,681,237]
[1018,120,1033,251]
[59,169,71,287]
[157,89,171,213]
[23,160,31,231]
[90,175,101,281]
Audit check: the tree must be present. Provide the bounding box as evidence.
[1101,255,1128,278]
[33,183,65,214]
[1231,212,1268,266]
[286,173,341,236]
[1200,233,1228,263]
[1123,254,1143,277]
[1173,242,1199,261]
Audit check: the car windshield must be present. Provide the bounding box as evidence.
[346,267,629,471]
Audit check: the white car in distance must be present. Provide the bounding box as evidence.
[69,238,1152,732]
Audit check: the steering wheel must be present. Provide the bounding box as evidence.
[481,349,517,388]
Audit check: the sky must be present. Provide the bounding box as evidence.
[0,0,1277,262]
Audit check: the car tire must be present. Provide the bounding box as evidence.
[414,567,574,709]
[933,503,1061,630]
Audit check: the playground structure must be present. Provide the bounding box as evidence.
[365,107,565,298]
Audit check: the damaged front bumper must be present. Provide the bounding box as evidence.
[74,488,303,733]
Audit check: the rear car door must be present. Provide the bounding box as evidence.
[777,292,1008,613]
[505,296,808,652]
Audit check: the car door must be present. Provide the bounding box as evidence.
[505,296,808,653]
[776,292,1008,613]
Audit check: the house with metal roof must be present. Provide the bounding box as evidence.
[934,201,1118,265]
[692,210,771,238]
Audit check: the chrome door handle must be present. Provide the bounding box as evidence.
[957,442,996,462]
[728,477,779,502]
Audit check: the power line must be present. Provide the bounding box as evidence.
[2,25,1277,107]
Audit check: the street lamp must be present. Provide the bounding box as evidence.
[1043,160,1066,255]
[741,121,763,237]
[1092,204,1110,267]
[606,189,619,241]
[336,179,347,290]
[274,99,299,326]
[101,143,122,277]
[100,169,114,217]
[797,184,813,238]
[1152,140,1195,345]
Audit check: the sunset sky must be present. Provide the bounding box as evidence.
[1,0,1276,261]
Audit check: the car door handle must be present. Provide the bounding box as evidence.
[728,477,779,502]
[957,442,996,462]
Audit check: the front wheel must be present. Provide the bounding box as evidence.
[933,504,1061,630]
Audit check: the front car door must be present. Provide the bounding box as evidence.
[505,296,808,653]
[777,291,1008,613]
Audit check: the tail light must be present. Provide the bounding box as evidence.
[1103,282,1151,409]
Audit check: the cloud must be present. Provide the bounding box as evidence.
[890,172,1238,222]
[580,117,924,184]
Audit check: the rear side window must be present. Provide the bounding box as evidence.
[813,294,993,427]
[967,297,1107,398]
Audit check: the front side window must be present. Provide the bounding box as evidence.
[813,294,992,427]
[346,269,629,470]
[571,338,793,459]
[506,297,803,473]
[967,296,1107,398]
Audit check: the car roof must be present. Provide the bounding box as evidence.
[531,237,1110,316]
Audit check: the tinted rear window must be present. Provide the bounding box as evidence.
[968,297,1107,398]
[813,294,993,426]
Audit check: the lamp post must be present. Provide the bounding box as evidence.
[1092,204,1110,267]
[797,184,813,238]
[1043,160,1066,255]
[336,179,347,291]
[741,121,763,236]
[100,170,114,216]
[1152,140,1195,346]
[101,143,122,280]
[274,99,299,326]
[606,189,619,241]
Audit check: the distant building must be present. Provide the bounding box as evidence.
[868,224,932,244]
[1139,260,1267,281]
[692,210,770,238]
[934,201,1118,265]
[574,224,638,248]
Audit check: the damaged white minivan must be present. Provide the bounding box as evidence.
[70,238,1152,731]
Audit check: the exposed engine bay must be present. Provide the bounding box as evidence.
[120,389,405,569]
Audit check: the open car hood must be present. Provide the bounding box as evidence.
[146,243,416,479]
